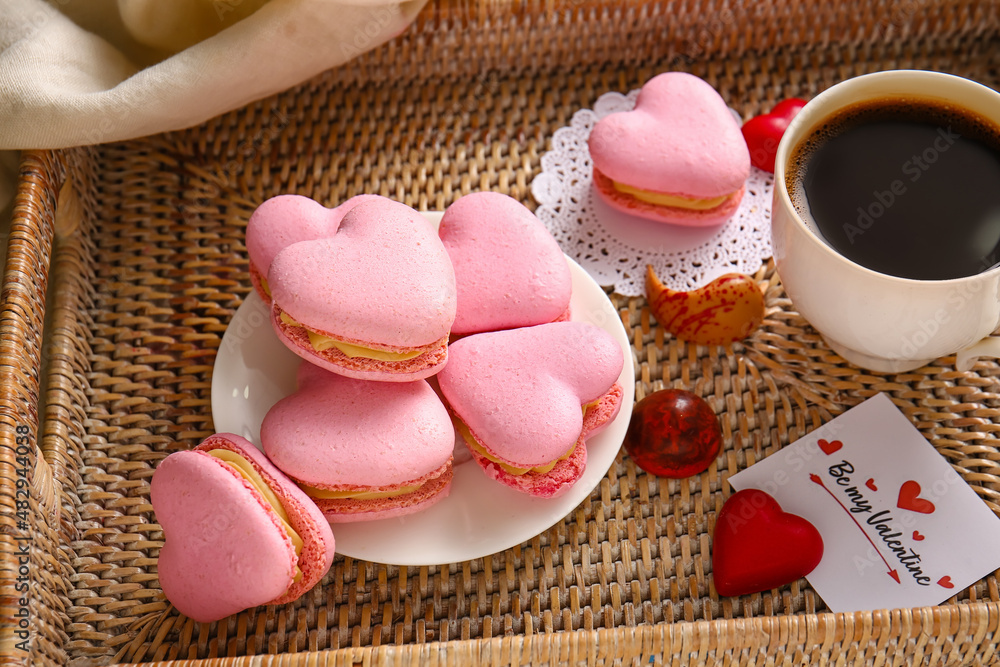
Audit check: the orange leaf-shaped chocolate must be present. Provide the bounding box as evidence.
[646,265,764,345]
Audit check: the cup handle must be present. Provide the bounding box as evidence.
[956,337,1000,371]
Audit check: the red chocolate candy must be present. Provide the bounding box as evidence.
[712,488,824,596]
[624,389,721,478]
[741,98,807,172]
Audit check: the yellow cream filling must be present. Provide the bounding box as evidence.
[298,482,423,500]
[208,449,303,584]
[456,400,600,475]
[261,276,271,297]
[612,181,730,210]
[279,311,423,361]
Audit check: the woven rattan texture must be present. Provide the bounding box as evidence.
[7,2,1000,666]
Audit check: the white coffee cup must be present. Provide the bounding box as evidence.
[771,70,1000,373]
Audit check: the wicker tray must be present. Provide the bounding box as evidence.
[5,1,1000,665]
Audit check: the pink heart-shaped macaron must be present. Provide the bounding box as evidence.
[439,192,572,335]
[246,194,381,300]
[268,197,457,380]
[437,321,625,497]
[261,362,455,521]
[588,72,750,226]
[152,449,300,623]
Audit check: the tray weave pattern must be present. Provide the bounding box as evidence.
[5,1,1000,665]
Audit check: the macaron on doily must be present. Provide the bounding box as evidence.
[588,71,751,227]
[531,71,774,297]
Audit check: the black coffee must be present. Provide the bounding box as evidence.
[788,97,1000,280]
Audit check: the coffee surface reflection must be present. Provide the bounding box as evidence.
[788,97,1000,281]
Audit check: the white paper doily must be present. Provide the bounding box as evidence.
[531,89,774,297]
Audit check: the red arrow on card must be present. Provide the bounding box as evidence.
[809,474,900,584]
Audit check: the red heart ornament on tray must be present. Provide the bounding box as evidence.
[712,488,824,597]
[741,98,808,172]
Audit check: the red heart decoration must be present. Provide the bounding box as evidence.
[912,530,925,541]
[741,98,807,172]
[865,478,878,492]
[818,439,843,455]
[712,489,824,596]
[897,481,935,514]
[938,575,954,589]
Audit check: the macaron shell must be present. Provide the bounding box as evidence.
[581,382,626,440]
[267,198,457,348]
[469,432,587,499]
[194,433,336,604]
[462,381,623,498]
[437,321,624,468]
[593,170,746,226]
[588,71,750,198]
[439,192,572,335]
[151,450,296,623]
[246,194,381,301]
[318,463,453,523]
[271,308,449,382]
[261,363,455,489]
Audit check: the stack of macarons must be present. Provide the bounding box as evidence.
[151,189,627,623]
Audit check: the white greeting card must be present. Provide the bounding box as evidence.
[728,392,1000,613]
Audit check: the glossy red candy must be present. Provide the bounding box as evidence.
[712,489,824,596]
[741,98,807,172]
[624,389,722,478]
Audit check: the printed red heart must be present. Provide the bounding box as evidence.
[938,575,954,589]
[912,531,925,541]
[712,488,824,596]
[740,98,808,172]
[818,439,843,455]
[897,481,935,514]
[865,478,877,492]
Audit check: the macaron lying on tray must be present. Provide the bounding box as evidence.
[150,433,336,623]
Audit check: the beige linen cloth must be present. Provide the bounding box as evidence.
[0,0,427,210]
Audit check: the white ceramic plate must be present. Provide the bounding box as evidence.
[210,212,635,565]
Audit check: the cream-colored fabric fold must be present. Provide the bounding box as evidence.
[0,0,427,150]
